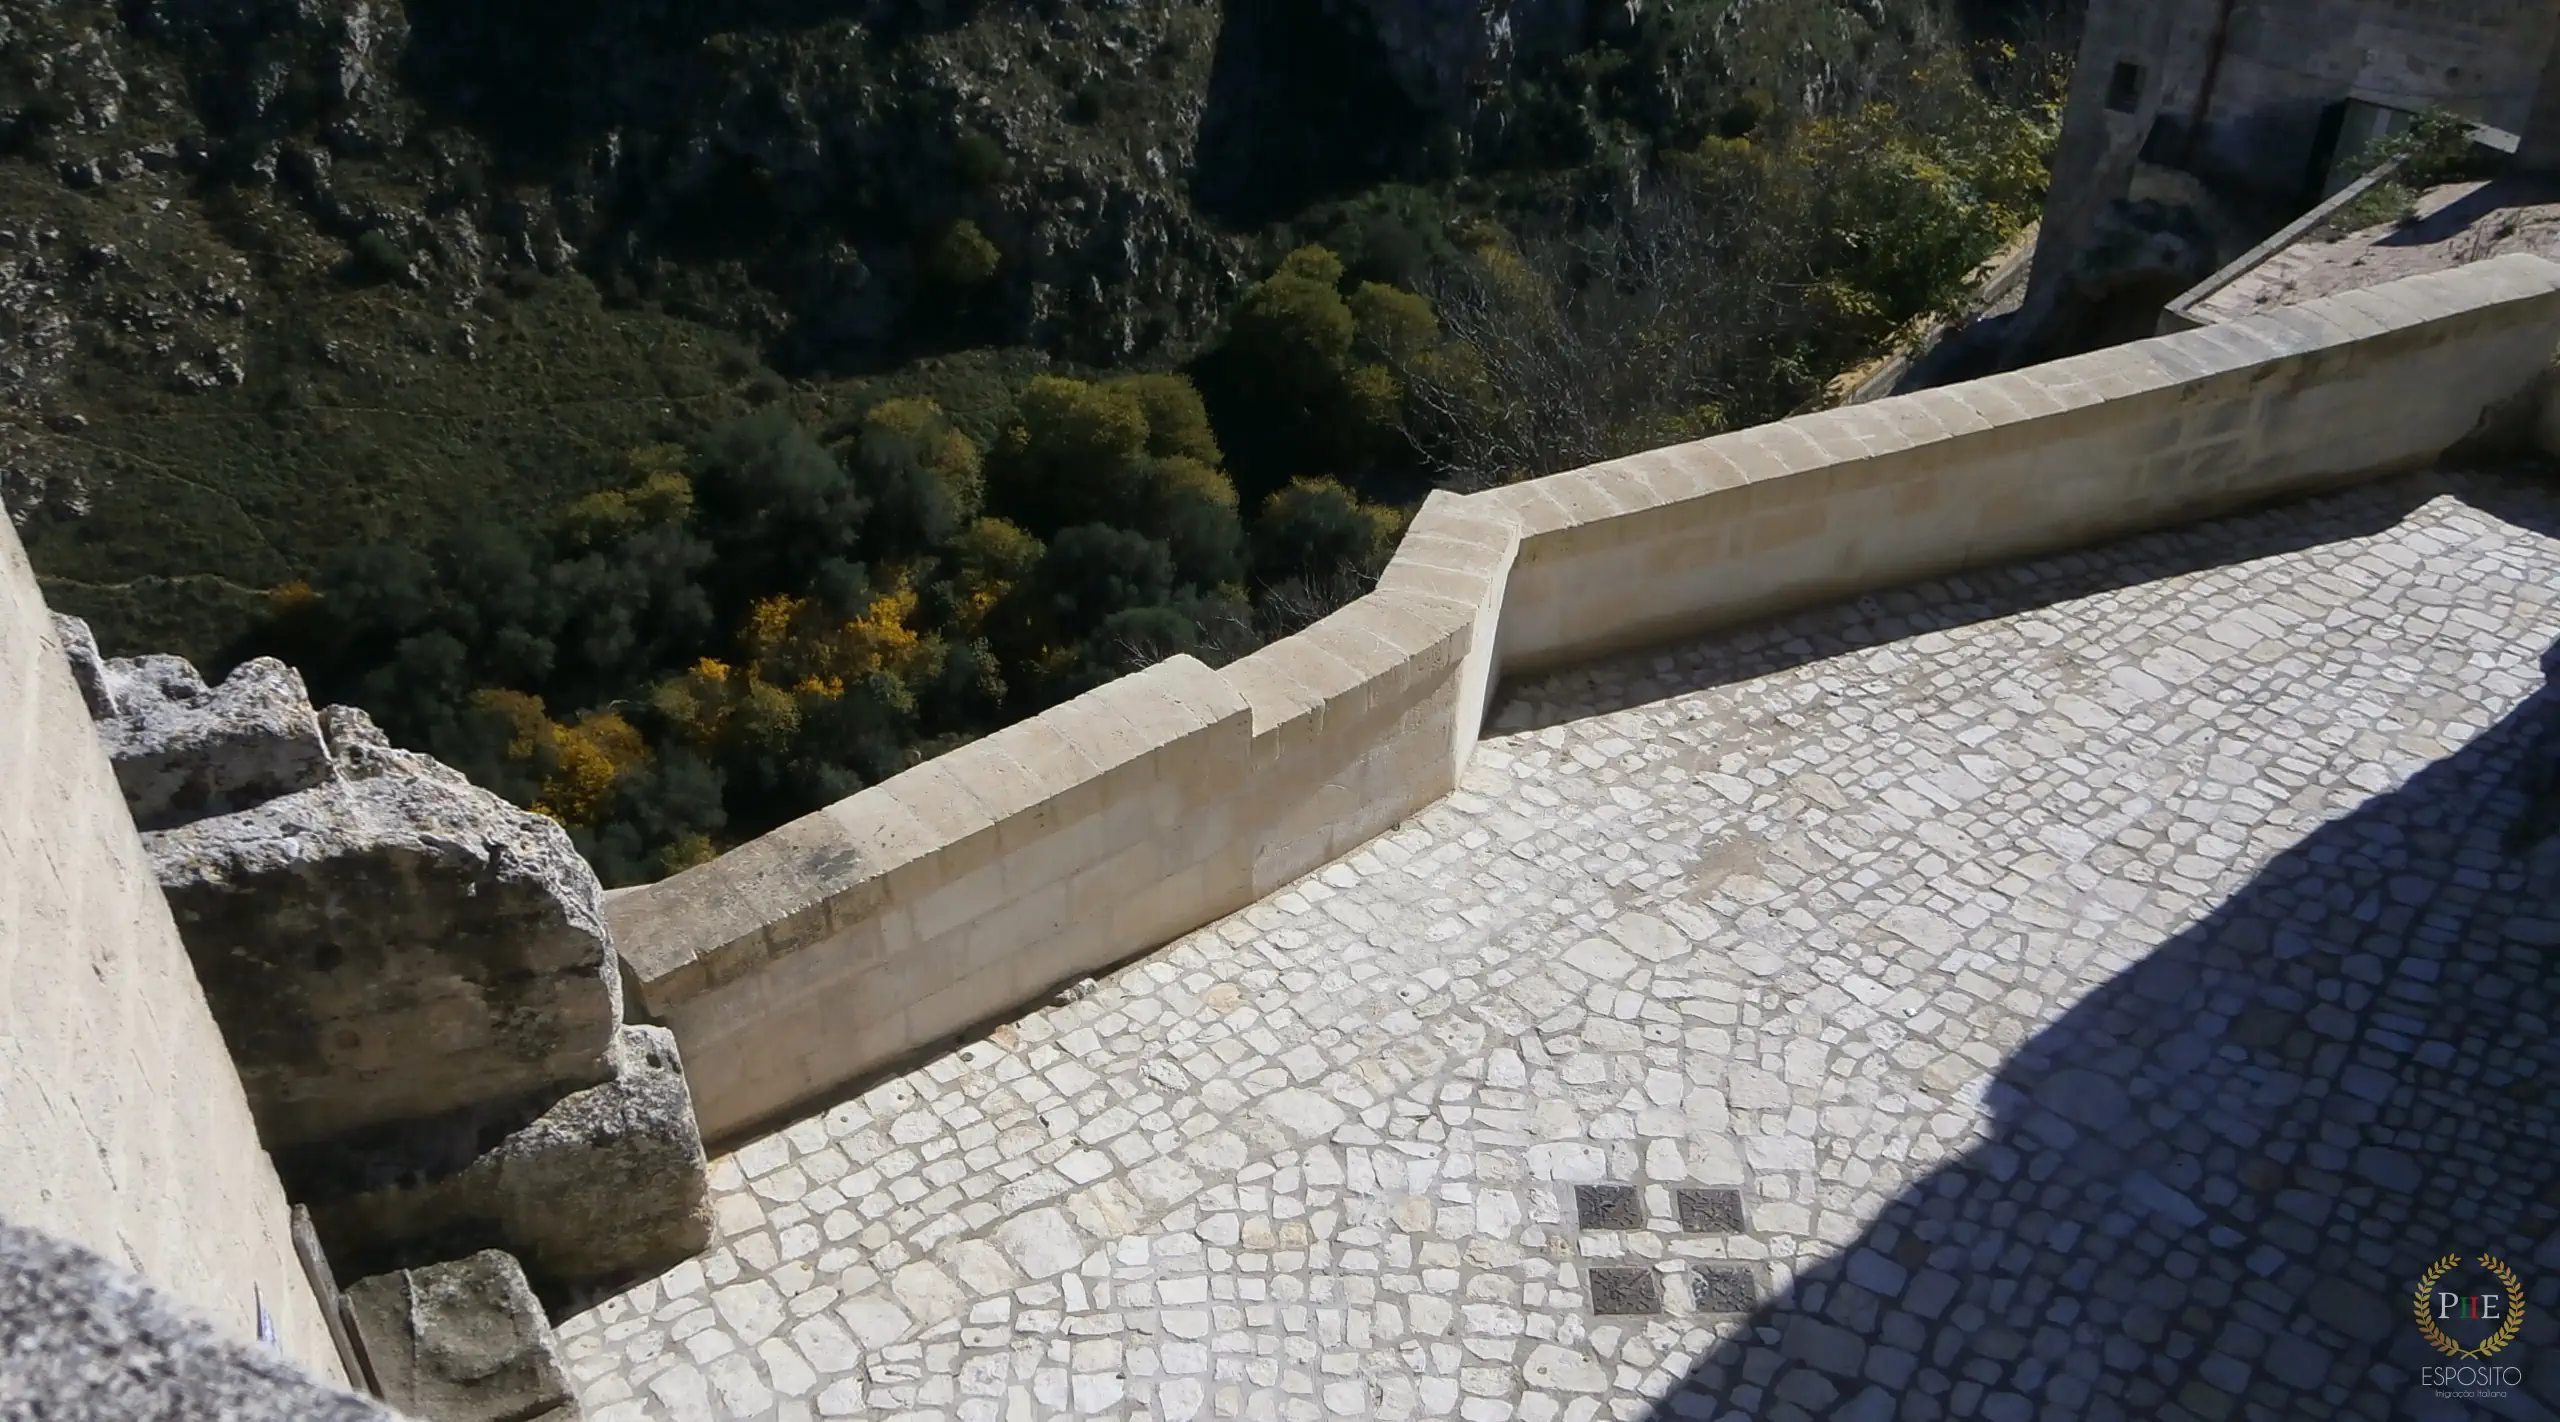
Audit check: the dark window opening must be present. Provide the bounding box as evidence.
[2107,60,2145,114]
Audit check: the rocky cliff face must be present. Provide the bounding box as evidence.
[1343,0,1609,121]
[0,0,1517,665]
[0,0,1613,406]
[0,0,1327,659]
[0,0,1263,381]
[3,0,2002,665]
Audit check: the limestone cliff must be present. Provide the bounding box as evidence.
[1344,0,1614,121]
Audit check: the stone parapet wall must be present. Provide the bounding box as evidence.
[612,253,2560,1143]
[0,515,346,1381]
[1498,254,2560,672]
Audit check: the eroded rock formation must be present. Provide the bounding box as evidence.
[54,614,335,831]
[147,757,622,1147]
[1342,0,1601,122]
[0,1222,393,1421]
[60,619,708,1300]
[312,1026,712,1290]
[344,1251,578,1422]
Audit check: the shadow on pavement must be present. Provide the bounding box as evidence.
[1617,542,2560,1417]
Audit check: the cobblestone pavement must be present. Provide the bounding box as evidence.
[564,470,2560,1422]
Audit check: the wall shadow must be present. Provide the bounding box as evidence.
[1497,464,2560,734]
[1188,0,1435,226]
[1610,496,2560,1419]
[2374,178,2560,252]
[394,0,977,175]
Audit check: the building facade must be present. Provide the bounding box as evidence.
[2016,0,2560,354]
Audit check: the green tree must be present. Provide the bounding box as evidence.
[840,399,981,557]
[1198,245,1425,500]
[987,373,1246,590]
[1023,524,1175,642]
[1251,476,1402,586]
[1108,372,1225,467]
[990,374,1152,530]
[1224,246,1357,405]
[690,411,871,620]
[921,219,1002,289]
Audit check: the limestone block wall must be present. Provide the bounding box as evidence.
[614,253,2560,1144]
[622,657,1259,1137]
[0,516,347,1383]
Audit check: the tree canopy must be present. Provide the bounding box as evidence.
[232,42,2058,885]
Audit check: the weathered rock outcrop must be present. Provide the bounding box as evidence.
[55,613,335,830]
[148,766,622,1147]
[312,1026,713,1292]
[51,610,118,719]
[318,702,470,788]
[345,1251,578,1422]
[57,619,709,1301]
[0,1222,393,1422]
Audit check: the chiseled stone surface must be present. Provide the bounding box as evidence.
[564,470,2560,1421]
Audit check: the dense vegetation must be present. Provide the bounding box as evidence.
[5,0,2070,881]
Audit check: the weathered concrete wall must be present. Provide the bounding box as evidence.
[2525,37,2560,173]
[613,254,2560,1143]
[2017,0,2221,340]
[0,516,348,1384]
[2199,0,2560,186]
[616,502,1518,1140]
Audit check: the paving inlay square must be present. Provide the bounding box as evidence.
[1575,1183,1644,1230]
[1674,1186,1747,1234]
[1689,1263,1764,1314]
[1588,1266,1665,1316]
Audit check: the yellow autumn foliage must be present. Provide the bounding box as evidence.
[949,517,1041,635]
[1150,454,1237,510]
[542,711,648,825]
[466,689,650,828]
[740,577,939,694]
[651,660,736,748]
[563,451,696,546]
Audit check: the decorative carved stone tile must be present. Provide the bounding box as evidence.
[1689,1263,1763,1314]
[1675,1186,1747,1234]
[1588,1267,1662,1316]
[1575,1184,1643,1230]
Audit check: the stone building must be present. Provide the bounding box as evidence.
[2014,0,2560,353]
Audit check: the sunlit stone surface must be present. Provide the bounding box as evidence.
[566,469,2560,1421]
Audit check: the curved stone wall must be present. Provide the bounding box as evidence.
[612,253,2560,1142]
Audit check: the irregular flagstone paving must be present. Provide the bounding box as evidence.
[564,469,2560,1422]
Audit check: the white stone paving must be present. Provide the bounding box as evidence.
[564,470,2560,1421]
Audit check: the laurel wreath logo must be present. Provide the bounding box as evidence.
[2413,1254,2527,1358]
